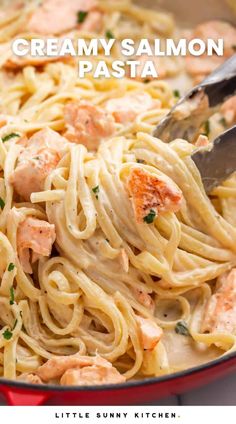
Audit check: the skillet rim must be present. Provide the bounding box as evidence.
[0,350,235,393]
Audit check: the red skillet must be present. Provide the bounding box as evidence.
[0,352,235,405]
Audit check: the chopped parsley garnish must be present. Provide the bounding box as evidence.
[175,321,190,336]
[92,185,100,199]
[8,263,15,272]
[105,30,114,40]
[204,120,210,136]
[173,89,180,98]
[219,117,227,127]
[77,10,88,23]
[9,286,15,305]
[143,209,156,224]
[136,159,146,164]
[0,197,5,210]
[3,328,13,340]
[2,133,20,143]
[12,319,18,330]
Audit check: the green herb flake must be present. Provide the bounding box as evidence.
[219,117,227,127]
[12,319,18,330]
[77,10,88,24]
[8,263,15,272]
[173,89,180,98]
[136,159,146,164]
[175,320,190,336]
[204,120,210,136]
[2,133,20,143]
[3,328,13,340]
[143,209,156,224]
[105,30,114,40]
[9,286,15,305]
[0,197,5,210]
[92,185,100,199]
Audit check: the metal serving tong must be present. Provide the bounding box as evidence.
[153,55,236,193]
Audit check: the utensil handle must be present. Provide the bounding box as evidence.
[200,54,236,107]
[2,388,50,406]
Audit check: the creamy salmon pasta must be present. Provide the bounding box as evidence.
[0,0,235,387]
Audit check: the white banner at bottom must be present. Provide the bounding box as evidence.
[0,406,235,424]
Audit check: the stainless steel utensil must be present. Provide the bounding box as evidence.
[153,55,236,193]
[153,55,236,143]
[191,125,236,193]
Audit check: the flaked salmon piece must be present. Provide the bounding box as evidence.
[186,56,224,79]
[186,21,236,81]
[106,92,160,125]
[17,217,56,274]
[127,168,183,223]
[133,288,155,312]
[64,101,115,150]
[193,21,236,57]
[195,134,209,147]
[221,96,236,125]
[136,316,163,350]
[201,269,236,334]
[80,10,103,33]
[28,0,98,35]
[37,354,123,382]
[60,364,125,386]
[9,128,68,201]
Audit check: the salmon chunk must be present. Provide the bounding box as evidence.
[17,217,56,274]
[186,21,236,82]
[60,364,125,386]
[127,168,183,223]
[193,21,236,57]
[80,10,103,33]
[37,355,109,381]
[37,354,125,385]
[9,128,67,201]
[105,92,160,125]
[186,56,224,81]
[64,102,115,150]
[28,0,98,35]
[195,134,209,147]
[136,316,163,350]
[201,269,236,334]
[133,288,155,312]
